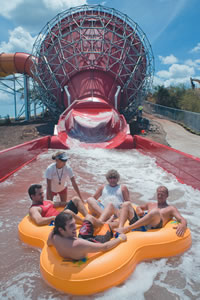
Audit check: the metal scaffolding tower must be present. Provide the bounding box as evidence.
[31,4,154,119]
[0,74,45,120]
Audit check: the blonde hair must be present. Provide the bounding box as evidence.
[106,169,120,180]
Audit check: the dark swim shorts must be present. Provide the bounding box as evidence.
[130,211,163,231]
[129,211,147,232]
[149,219,163,229]
[129,211,139,225]
[78,221,113,243]
[64,200,78,215]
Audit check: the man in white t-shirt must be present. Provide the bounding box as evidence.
[45,152,83,203]
[87,169,129,221]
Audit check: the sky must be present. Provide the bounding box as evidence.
[0,0,200,117]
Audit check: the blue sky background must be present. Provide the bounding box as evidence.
[0,0,200,117]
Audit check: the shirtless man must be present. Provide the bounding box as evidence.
[47,212,127,260]
[87,169,129,221]
[116,186,187,237]
[28,184,88,226]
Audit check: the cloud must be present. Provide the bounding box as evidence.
[157,64,194,79]
[154,63,195,87]
[190,42,200,53]
[154,40,200,87]
[43,0,87,10]
[0,26,36,53]
[159,54,178,65]
[0,0,87,33]
[158,77,190,87]
[185,59,200,70]
[152,76,164,87]
[0,0,87,18]
[169,64,194,78]
[0,0,23,18]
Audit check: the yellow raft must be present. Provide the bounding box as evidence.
[18,214,192,295]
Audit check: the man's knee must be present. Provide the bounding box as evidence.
[148,208,160,219]
[121,201,132,210]
[64,209,75,217]
[85,214,96,224]
[71,196,81,205]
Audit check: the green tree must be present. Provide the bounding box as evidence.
[179,90,200,113]
[150,84,200,111]
[168,85,186,108]
[153,85,180,108]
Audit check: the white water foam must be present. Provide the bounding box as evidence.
[1,147,200,299]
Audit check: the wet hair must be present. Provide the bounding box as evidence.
[106,169,120,180]
[52,151,65,160]
[157,186,169,196]
[28,184,42,199]
[53,212,73,236]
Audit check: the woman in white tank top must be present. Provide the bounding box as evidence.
[87,169,130,219]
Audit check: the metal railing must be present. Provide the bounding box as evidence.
[143,101,200,134]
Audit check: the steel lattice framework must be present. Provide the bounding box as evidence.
[0,74,45,120]
[31,4,154,117]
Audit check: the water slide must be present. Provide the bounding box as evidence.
[0,6,200,297]
[0,52,132,148]
[1,7,153,149]
[0,5,200,190]
[0,6,153,149]
[1,49,200,189]
[0,52,34,77]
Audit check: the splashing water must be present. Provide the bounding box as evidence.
[0,147,199,300]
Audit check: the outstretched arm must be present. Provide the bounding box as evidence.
[78,233,127,255]
[46,179,53,200]
[172,207,187,237]
[93,185,104,200]
[71,177,84,202]
[29,207,55,226]
[121,185,130,202]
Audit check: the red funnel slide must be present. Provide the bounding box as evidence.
[0,52,131,148]
[0,52,132,148]
[56,97,130,148]
[0,6,152,148]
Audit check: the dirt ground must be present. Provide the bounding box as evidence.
[0,114,168,151]
[0,119,56,151]
[142,112,169,146]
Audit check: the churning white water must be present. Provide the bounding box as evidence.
[0,147,200,300]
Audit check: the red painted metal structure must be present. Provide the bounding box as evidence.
[134,136,200,190]
[0,5,199,191]
[0,5,154,149]
[32,6,152,113]
[29,5,154,147]
[0,136,50,182]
